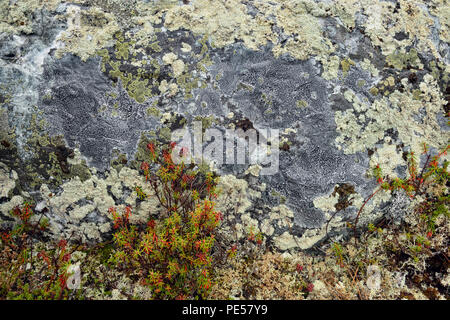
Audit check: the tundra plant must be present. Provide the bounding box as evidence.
[109,142,221,299]
[0,203,77,299]
[354,144,449,238]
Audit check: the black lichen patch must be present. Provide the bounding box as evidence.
[235,118,255,132]
[0,139,10,148]
[280,142,290,152]
[332,183,356,211]
[444,85,450,115]
[54,145,75,174]
[408,72,418,83]
[394,31,409,41]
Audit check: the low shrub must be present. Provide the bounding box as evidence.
[108,142,221,299]
[0,203,78,299]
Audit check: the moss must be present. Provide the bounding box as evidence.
[70,163,92,182]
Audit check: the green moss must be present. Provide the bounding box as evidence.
[71,163,92,182]
[159,127,172,142]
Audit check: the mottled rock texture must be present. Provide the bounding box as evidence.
[0,0,448,249]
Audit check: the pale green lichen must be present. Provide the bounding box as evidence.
[369,144,405,177]
[0,195,24,218]
[361,0,437,58]
[330,0,360,31]
[0,0,65,35]
[334,74,448,157]
[313,190,340,214]
[215,174,252,215]
[429,0,450,42]
[36,164,162,240]
[360,58,380,78]
[171,59,186,78]
[386,48,423,70]
[55,6,120,62]
[164,0,334,62]
[0,162,18,199]
[320,56,341,80]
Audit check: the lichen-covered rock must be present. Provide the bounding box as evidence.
[0,0,448,249]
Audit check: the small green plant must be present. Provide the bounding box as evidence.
[247,227,264,245]
[331,242,345,267]
[0,203,77,299]
[354,144,449,240]
[416,194,449,235]
[109,142,221,300]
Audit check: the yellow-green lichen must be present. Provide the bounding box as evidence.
[55,6,120,62]
[164,0,334,63]
[0,0,65,35]
[335,74,448,157]
[340,58,355,76]
[146,107,160,118]
[386,48,422,70]
[296,100,308,108]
